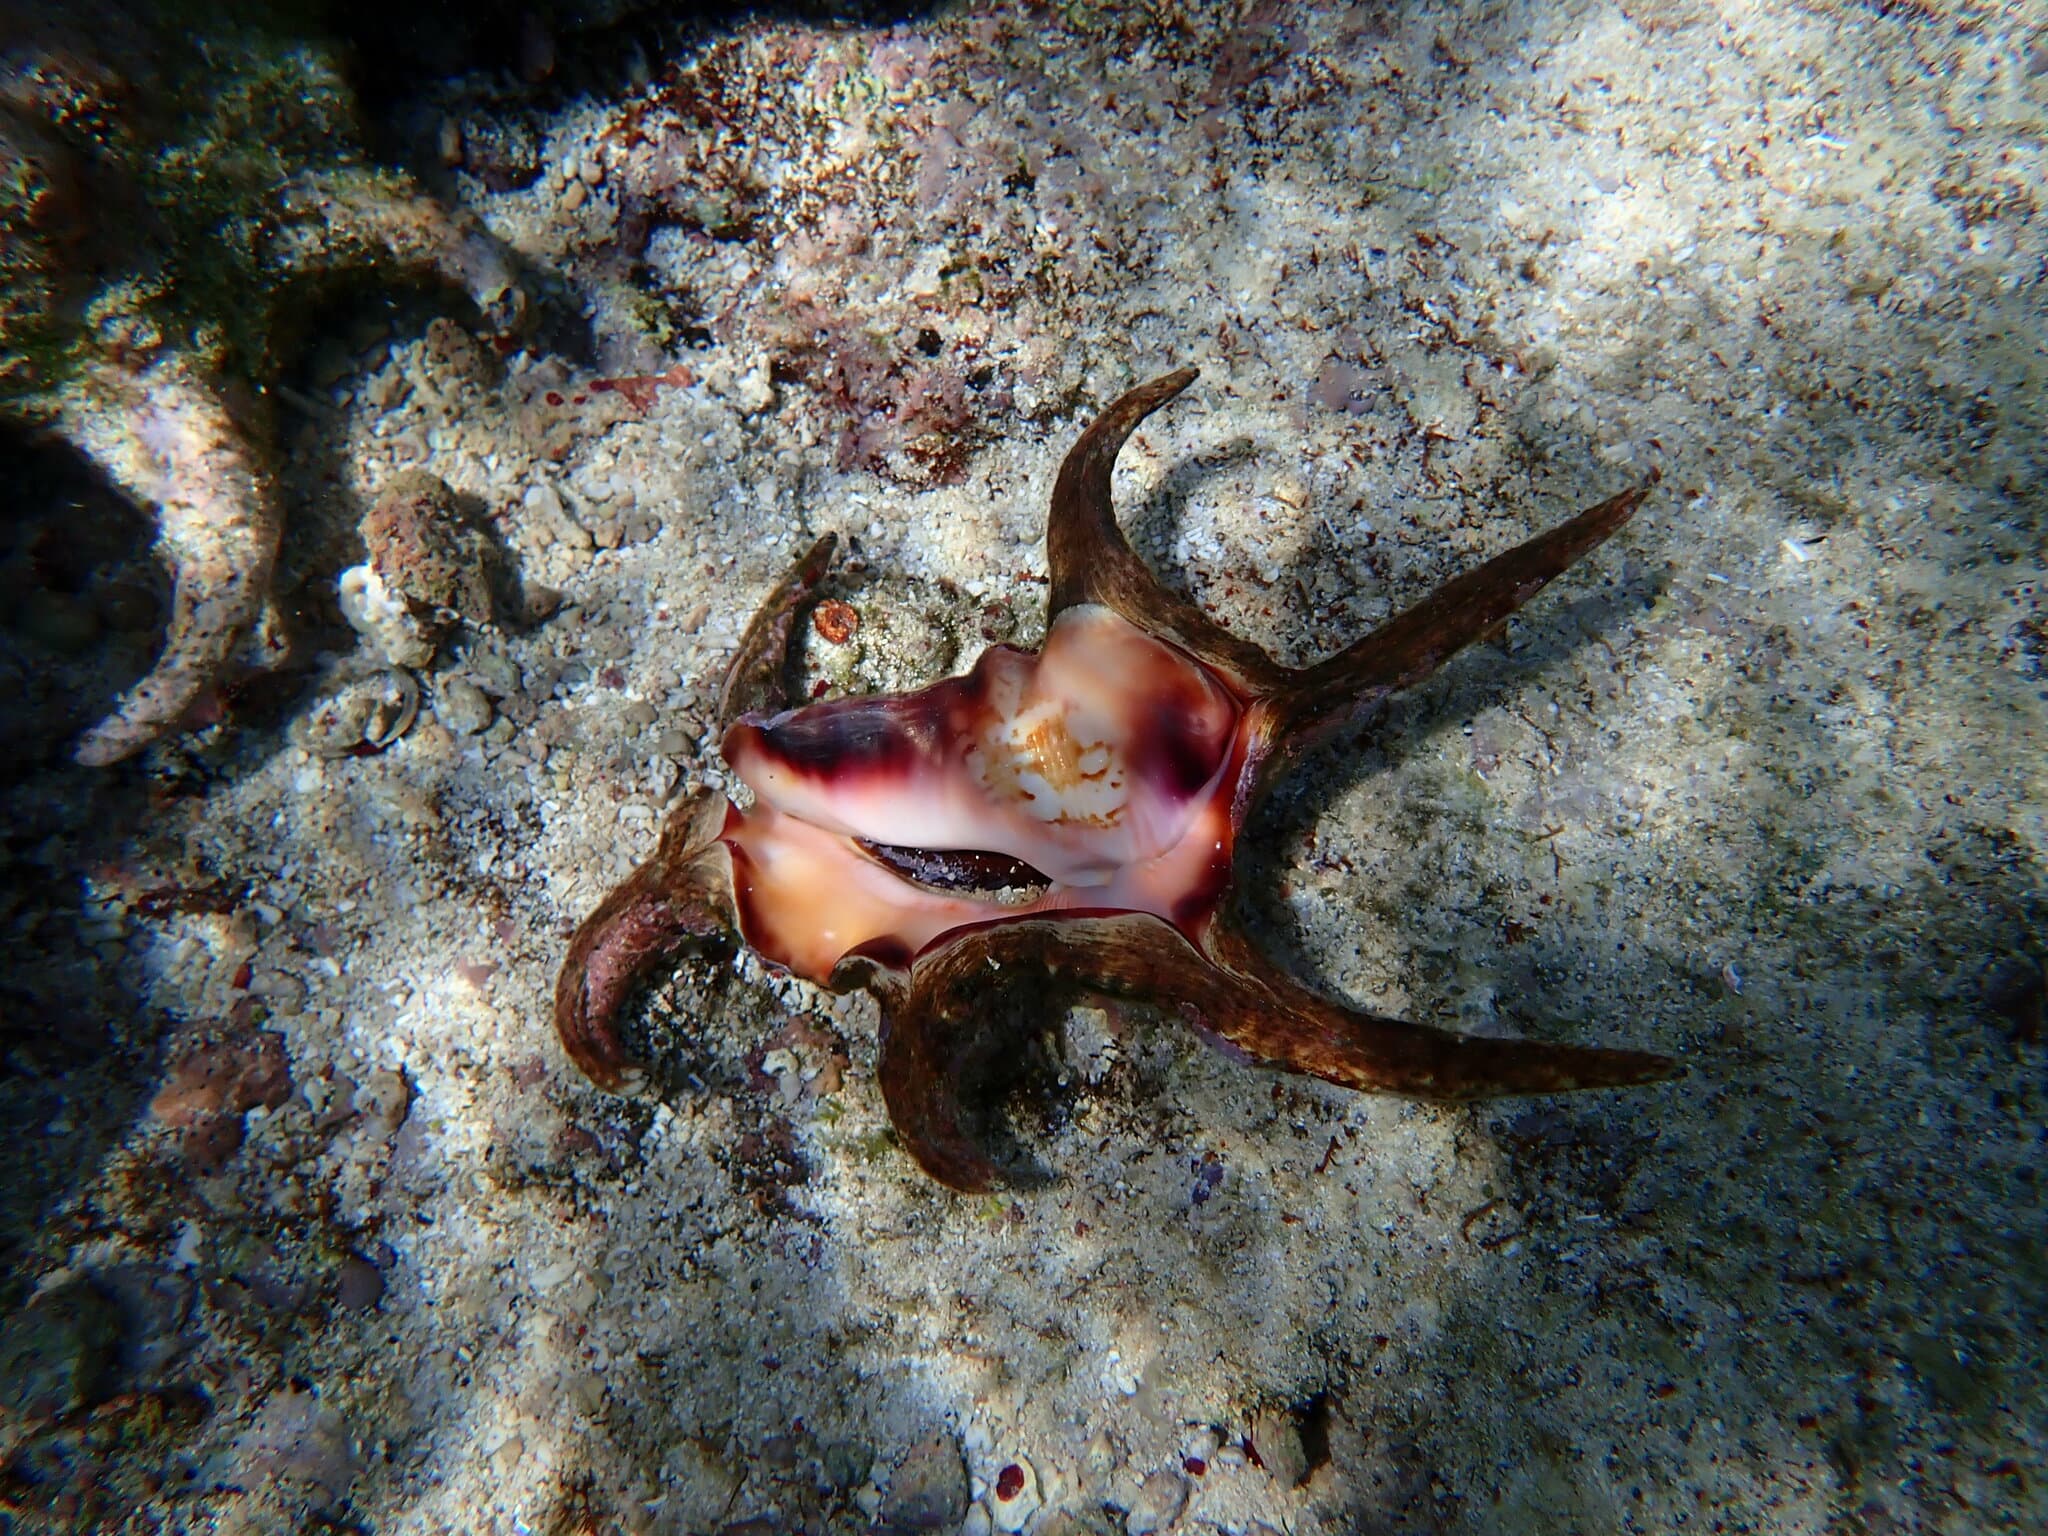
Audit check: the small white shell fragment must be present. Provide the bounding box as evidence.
[530,1257,577,1291]
[340,562,438,668]
[362,670,421,749]
[297,668,422,758]
[1101,1348,1140,1397]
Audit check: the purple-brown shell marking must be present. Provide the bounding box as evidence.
[555,368,1680,1190]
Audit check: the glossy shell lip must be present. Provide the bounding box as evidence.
[553,365,1680,1191]
[720,602,1244,961]
[725,604,1241,884]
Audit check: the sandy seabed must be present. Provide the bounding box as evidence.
[2,1,2043,1532]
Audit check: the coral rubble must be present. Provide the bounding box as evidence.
[1,1,521,764]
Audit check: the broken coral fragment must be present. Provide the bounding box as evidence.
[340,470,496,668]
[57,358,287,767]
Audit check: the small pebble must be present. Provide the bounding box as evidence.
[434,675,494,736]
[821,1440,872,1491]
[1125,1469,1188,1535]
[469,651,523,700]
[250,970,310,1016]
[520,581,565,622]
[353,1067,411,1135]
[882,1434,969,1533]
[524,482,594,553]
[1249,1408,1309,1488]
[365,370,407,410]
[336,1254,384,1312]
[151,1028,294,1174]
[342,472,497,666]
[492,1435,525,1475]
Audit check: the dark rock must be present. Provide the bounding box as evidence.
[461,112,545,192]
[819,1437,871,1490]
[335,1253,384,1313]
[879,1432,968,1533]
[150,1027,294,1174]
[94,1263,197,1380]
[0,1278,124,1418]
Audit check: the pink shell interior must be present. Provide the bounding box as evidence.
[719,604,1251,981]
